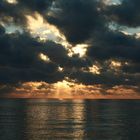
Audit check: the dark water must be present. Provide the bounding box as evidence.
[0,99,140,140]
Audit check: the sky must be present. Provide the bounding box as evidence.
[0,0,140,98]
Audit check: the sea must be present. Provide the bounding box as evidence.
[0,99,140,140]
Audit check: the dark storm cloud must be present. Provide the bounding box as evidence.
[0,0,54,25]
[46,0,105,44]
[42,41,92,68]
[122,62,140,74]
[87,30,140,62]
[0,65,64,84]
[0,0,26,25]
[0,26,65,84]
[0,0,140,92]
[0,84,15,94]
[68,70,140,87]
[17,0,53,12]
[106,0,140,27]
[0,25,5,35]
[0,25,92,85]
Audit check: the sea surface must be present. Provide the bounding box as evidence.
[0,99,140,140]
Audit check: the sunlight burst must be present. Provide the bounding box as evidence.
[6,0,17,4]
[39,53,50,62]
[110,60,121,68]
[26,12,68,46]
[68,44,88,57]
[89,65,100,75]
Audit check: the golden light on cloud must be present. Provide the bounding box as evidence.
[1,80,139,99]
[26,13,44,32]
[121,31,131,35]
[111,60,121,67]
[26,12,69,46]
[89,65,101,75]
[53,80,72,97]
[106,85,138,95]
[39,53,50,62]
[136,33,140,39]
[6,0,17,4]
[26,12,91,59]
[21,82,43,91]
[13,80,103,98]
[68,44,88,57]
[58,66,63,72]
[81,64,101,75]
[110,60,122,72]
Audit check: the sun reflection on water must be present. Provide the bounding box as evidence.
[24,100,86,139]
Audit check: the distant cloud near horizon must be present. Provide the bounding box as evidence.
[0,0,140,95]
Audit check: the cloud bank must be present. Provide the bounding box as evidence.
[0,0,139,95]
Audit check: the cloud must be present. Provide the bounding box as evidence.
[0,0,54,25]
[0,0,140,95]
[0,25,92,85]
[122,62,140,74]
[46,0,105,44]
[68,69,140,87]
[0,27,65,84]
[17,0,53,13]
[0,25,5,35]
[106,0,140,27]
[87,30,140,62]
